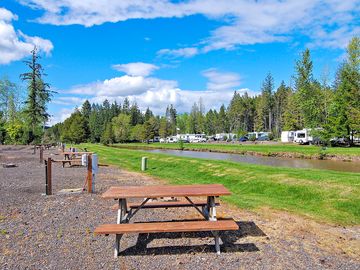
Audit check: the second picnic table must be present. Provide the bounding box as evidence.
[96,184,239,257]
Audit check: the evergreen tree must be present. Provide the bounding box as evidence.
[81,100,92,119]
[326,37,360,144]
[294,49,322,128]
[122,97,130,114]
[20,47,54,141]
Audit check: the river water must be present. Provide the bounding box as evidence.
[145,149,360,173]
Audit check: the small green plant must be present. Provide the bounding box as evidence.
[57,227,63,239]
[319,147,328,160]
[178,140,184,150]
[0,229,7,235]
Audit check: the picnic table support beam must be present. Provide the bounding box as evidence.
[208,196,220,254]
[115,199,127,258]
[45,158,52,195]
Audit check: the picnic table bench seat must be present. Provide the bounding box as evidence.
[95,219,238,235]
[95,219,238,256]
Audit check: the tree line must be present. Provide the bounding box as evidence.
[1,38,359,146]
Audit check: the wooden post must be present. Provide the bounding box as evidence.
[40,147,44,164]
[87,154,92,193]
[141,157,147,171]
[46,157,52,195]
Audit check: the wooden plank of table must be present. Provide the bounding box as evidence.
[95,219,238,234]
[102,184,231,199]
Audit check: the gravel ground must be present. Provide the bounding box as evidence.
[0,146,359,270]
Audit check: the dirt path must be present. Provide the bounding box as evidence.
[0,146,359,270]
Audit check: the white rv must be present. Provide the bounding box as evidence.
[294,129,313,144]
[281,131,295,143]
[166,136,178,143]
[189,134,207,143]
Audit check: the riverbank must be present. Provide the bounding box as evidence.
[111,142,360,161]
[82,144,360,225]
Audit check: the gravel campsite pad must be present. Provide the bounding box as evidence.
[0,146,359,270]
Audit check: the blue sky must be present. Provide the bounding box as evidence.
[0,0,359,124]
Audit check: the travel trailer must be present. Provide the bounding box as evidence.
[281,131,295,143]
[176,134,207,143]
[215,133,236,141]
[294,129,313,144]
[166,136,178,143]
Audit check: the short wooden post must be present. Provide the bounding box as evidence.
[87,154,92,193]
[46,157,52,195]
[141,157,147,171]
[40,147,44,164]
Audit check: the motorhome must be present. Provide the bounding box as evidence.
[281,131,295,143]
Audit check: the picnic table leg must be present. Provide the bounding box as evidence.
[115,199,127,258]
[208,196,221,254]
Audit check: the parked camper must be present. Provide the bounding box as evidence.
[294,129,313,144]
[189,134,206,143]
[166,136,178,143]
[281,131,295,143]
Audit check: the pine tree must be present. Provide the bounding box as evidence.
[20,47,54,141]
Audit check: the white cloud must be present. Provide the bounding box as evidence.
[54,69,253,120]
[52,96,85,106]
[112,62,159,76]
[0,7,53,64]
[48,107,74,125]
[68,75,178,97]
[157,47,199,58]
[202,68,241,91]
[19,0,192,27]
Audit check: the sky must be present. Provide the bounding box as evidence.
[0,0,359,125]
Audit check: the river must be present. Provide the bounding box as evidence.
[145,149,360,173]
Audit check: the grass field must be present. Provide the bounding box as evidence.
[111,142,360,159]
[83,143,360,225]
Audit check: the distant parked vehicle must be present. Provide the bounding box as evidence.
[166,136,178,143]
[238,136,248,142]
[281,131,295,143]
[257,135,269,141]
[159,138,165,143]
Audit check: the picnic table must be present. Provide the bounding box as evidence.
[95,184,238,257]
[51,152,93,167]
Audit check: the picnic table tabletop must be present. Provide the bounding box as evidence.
[102,184,231,199]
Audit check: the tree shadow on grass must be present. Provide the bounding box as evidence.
[121,221,265,256]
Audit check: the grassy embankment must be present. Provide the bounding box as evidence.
[82,143,360,225]
[112,142,360,160]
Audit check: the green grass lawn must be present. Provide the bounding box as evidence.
[82,143,360,225]
[112,142,360,158]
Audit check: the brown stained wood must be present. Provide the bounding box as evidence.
[102,184,231,199]
[110,200,219,210]
[47,158,52,195]
[94,219,238,235]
